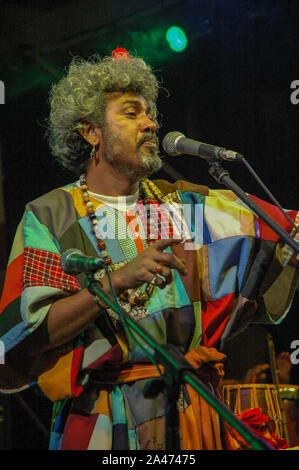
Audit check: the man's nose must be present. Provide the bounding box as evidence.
[140,115,157,133]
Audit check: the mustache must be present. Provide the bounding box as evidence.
[137,133,159,149]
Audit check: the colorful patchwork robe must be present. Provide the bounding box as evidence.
[0,179,298,450]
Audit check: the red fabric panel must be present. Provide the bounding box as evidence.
[60,413,98,450]
[86,343,124,371]
[70,345,85,397]
[0,253,23,314]
[249,195,297,242]
[201,293,235,348]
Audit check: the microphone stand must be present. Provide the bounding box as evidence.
[85,274,273,450]
[208,161,299,254]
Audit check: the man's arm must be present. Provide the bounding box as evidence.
[22,238,187,355]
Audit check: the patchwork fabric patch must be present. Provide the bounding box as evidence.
[22,246,80,293]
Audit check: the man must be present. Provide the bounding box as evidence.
[0,50,298,450]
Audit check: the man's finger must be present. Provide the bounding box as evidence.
[154,238,183,252]
[256,364,270,372]
[156,251,187,274]
[156,267,173,288]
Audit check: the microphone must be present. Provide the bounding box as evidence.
[60,248,105,275]
[162,131,243,161]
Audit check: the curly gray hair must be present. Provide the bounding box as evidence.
[47,54,160,174]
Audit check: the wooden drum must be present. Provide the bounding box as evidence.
[279,385,299,447]
[223,384,284,439]
[223,384,299,446]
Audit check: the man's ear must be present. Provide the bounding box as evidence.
[78,121,102,147]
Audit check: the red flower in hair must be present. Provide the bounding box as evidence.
[112,47,130,61]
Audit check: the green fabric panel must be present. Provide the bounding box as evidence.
[23,211,60,253]
[146,249,190,314]
[111,386,127,425]
[189,301,202,350]
[108,206,138,260]
[59,220,98,257]
[59,220,100,289]
[0,297,22,336]
[26,188,78,241]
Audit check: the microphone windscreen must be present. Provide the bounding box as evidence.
[162,131,185,156]
[60,248,82,273]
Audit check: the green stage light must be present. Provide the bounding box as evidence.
[166,26,188,52]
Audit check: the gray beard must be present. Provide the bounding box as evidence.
[105,149,163,179]
[102,128,163,179]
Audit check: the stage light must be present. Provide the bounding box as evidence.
[166,26,188,52]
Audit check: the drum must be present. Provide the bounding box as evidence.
[223,384,284,439]
[223,384,299,447]
[279,385,299,447]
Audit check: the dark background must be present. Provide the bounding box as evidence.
[0,0,298,449]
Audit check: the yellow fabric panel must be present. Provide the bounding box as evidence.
[61,186,103,218]
[38,350,73,401]
[92,389,113,416]
[205,190,256,242]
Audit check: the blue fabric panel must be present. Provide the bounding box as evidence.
[208,235,253,299]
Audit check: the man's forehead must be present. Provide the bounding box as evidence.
[107,91,149,110]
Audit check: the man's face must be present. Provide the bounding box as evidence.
[101,92,162,179]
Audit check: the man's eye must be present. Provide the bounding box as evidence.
[126,112,136,117]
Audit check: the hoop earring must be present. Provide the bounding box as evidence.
[90,146,96,159]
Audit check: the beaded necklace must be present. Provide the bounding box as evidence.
[79,174,168,311]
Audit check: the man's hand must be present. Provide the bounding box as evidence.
[16,240,187,356]
[277,351,292,384]
[109,238,187,294]
[243,364,270,384]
